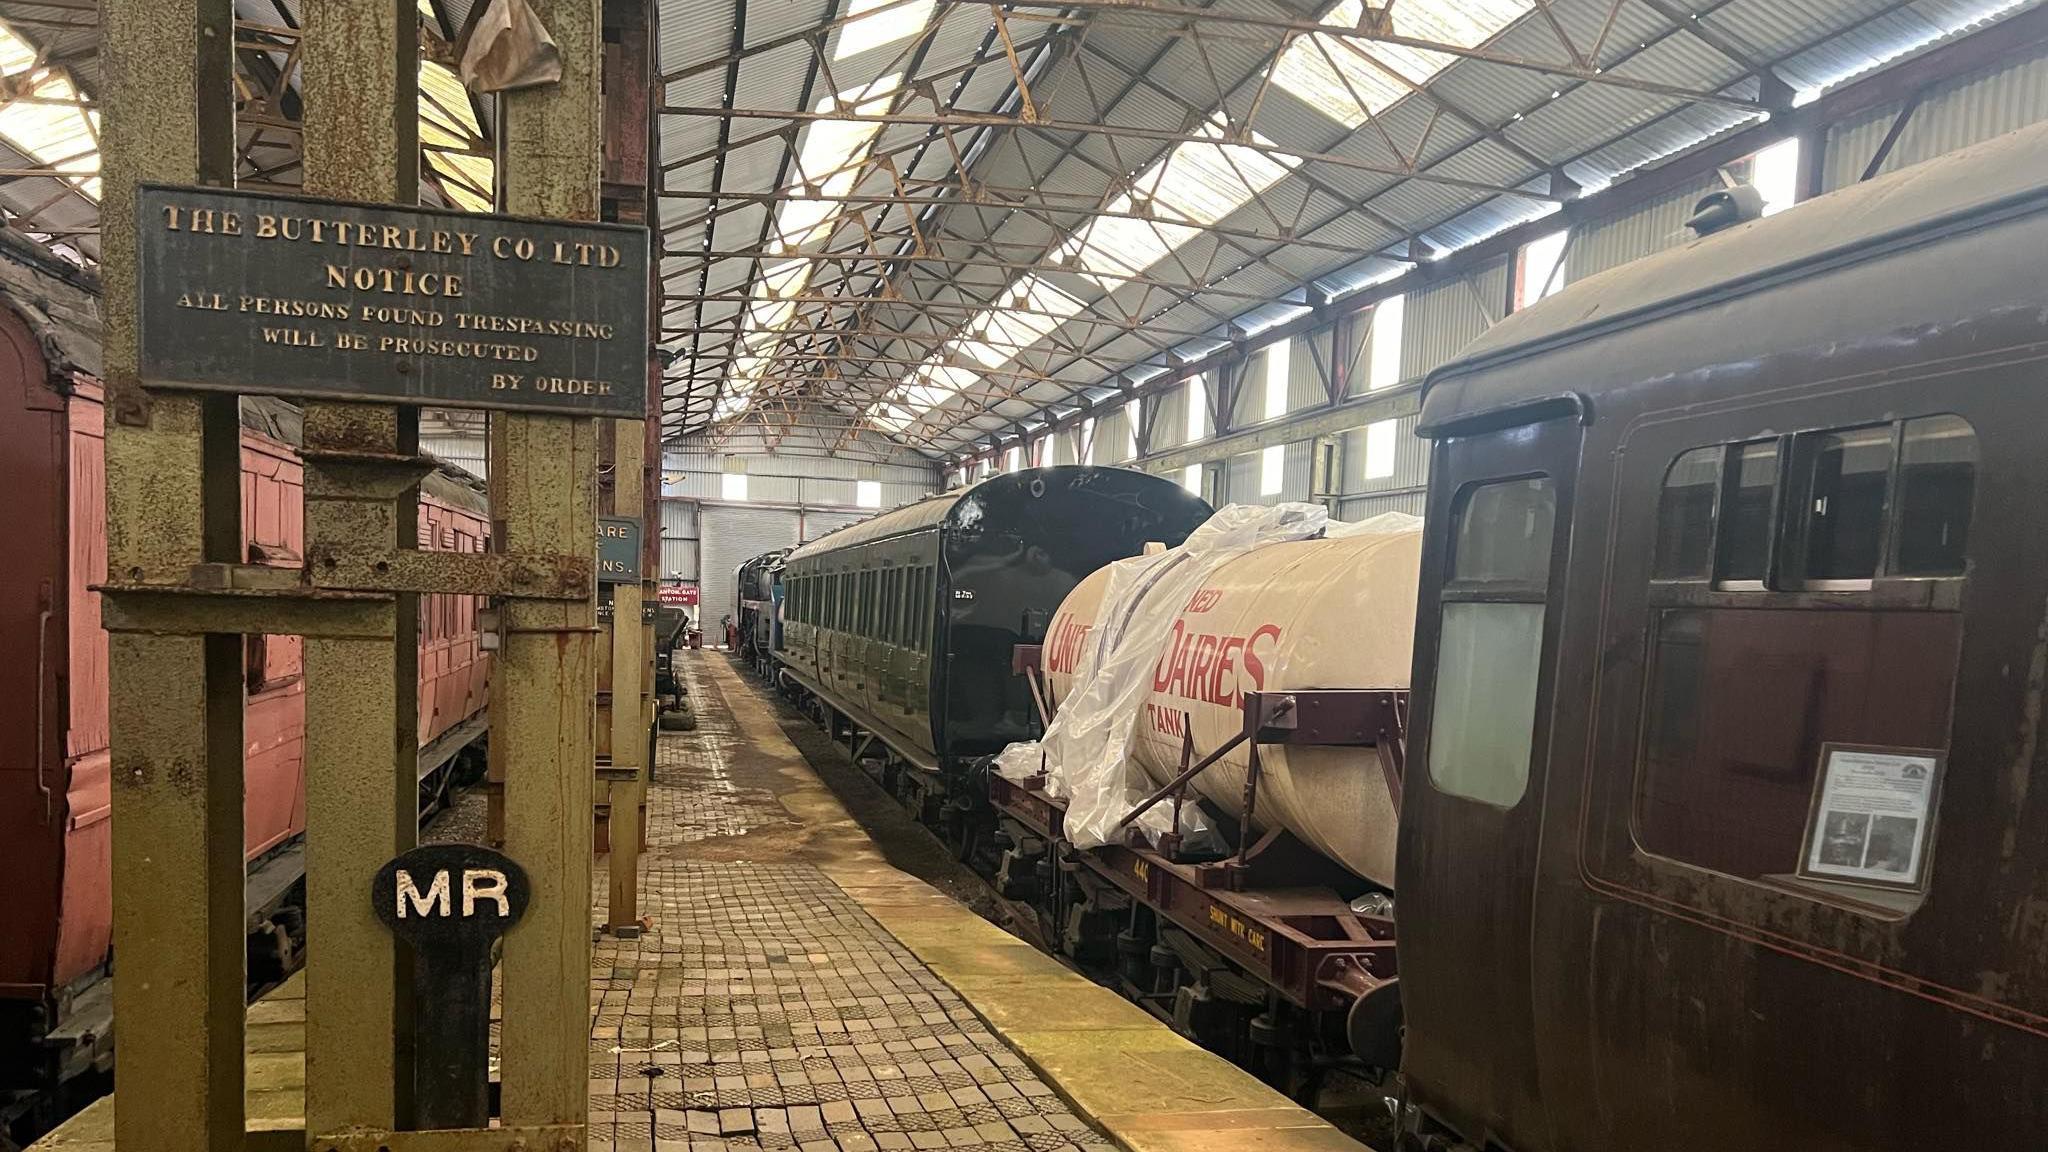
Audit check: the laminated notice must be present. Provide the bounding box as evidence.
[1798,743,1945,888]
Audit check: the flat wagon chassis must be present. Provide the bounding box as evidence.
[765,639,1410,1089]
[988,656,1406,1067]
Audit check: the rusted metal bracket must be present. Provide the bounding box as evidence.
[98,584,396,639]
[310,1124,583,1152]
[1011,642,1057,730]
[300,449,439,499]
[306,545,595,599]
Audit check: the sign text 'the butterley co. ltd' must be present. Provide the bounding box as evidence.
[135,184,649,418]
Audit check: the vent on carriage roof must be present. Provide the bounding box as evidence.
[1686,185,1766,237]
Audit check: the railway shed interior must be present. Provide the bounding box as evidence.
[7,0,2048,1149]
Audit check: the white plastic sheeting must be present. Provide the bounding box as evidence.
[996,502,1341,851]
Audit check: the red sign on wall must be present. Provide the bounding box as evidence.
[659,583,699,606]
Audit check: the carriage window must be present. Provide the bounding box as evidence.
[892,569,906,645]
[1787,424,1892,583]
[913,565,929,651]
[886,569,900,644]
[1636,608,1961,884]
[1450,476,1555,583]
[917,567,933,653]
[1720,440,1779,584]
[1893,415,1975,576]
[1633,415,1977,895]
[1427,477,1557,808]
[1653,446,1719,579]
[1649,419,1975,589]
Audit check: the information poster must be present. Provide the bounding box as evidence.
[1798,743,1944,888]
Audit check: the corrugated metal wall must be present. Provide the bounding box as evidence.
[1335,489,1428,521]
[698,506,801,632]
[663,436,937,511]
[660,501,699,584]
[802,510,870,540]
[1289,331,1329,412]
[661,434,936,620]
[1346,301,1392,397]
[1222,450,1258,504]
[1824,42,2048,188]
[1096,406,1134,463]
[422,432,488,481]
[1151,382,1192,450]
[1401,256,1508,381]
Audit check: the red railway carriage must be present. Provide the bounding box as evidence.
[0,237,492,1138]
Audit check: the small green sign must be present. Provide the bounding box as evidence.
[598,517,640,584]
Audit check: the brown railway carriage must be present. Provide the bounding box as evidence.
[0,236,492,1141]
[1399,123,2048,1149]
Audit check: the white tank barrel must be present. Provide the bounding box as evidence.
[1041,524,1422,886]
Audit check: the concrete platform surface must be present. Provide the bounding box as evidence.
[32,652,1365,1152]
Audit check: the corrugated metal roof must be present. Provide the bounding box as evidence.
[641,0,2048,459]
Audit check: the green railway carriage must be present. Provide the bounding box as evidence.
[775,465,1211,775]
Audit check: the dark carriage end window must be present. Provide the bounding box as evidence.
[1427,477,1558,809]
[1634,415,1977,894]
[1649,417,1975,590]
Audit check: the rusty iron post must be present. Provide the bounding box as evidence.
[604,433,648,933]
[496,0,604,1126]
[100,2,247,1149]
[601,0,655,937]
[297,1,422,1135]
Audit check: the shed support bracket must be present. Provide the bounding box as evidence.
[305,547,596,598]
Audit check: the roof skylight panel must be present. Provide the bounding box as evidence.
[833,0,940,61]
[419,61,494,212]
[1060,215,1181,293]
[1061,119,1292,292]
[1271,0,1533,128]
[0,23,100,201]
[872,402,917,432]
[721,76,902,424]
[771,76,900,252]
[1157,126,1297,222]
[761,259,811,299]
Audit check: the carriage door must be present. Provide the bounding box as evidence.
[1397,411,1579,1149]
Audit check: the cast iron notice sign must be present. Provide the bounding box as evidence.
[135,184,648,417]
[598,516,641,583]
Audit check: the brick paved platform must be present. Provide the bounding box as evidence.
[34,651,1364,1152]
[588,657,1117,1152]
